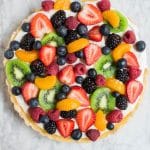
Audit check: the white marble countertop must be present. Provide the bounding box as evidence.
[0,0,150,150]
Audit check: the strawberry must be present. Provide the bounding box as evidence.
[128,66,141,80]
[84,43,102,65]
[56,119,74,138]
[22,82,39,103]
[76,108,96,132]
[39,46,56,66]
[78,4,103,25]
[127,80,143,104]
[67,86,90,107]
[88,26,102,42]
[30,13,53,38]
[58,65,75,85]
[123,52,139,68]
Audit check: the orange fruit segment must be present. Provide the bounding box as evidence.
[35,76,57,90]
[112,43,131,61]
[54,0,70,10]
[67,38,89,53]
[15,49,38,62]
[56,99,80,111]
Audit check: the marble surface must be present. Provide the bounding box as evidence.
[0,0,150,150]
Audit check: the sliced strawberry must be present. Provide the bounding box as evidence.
[58,65,75,85]
[78,4,103,25]
[88,26,102,42]
[39,46,56,66]
[76,108,96,132]
[56,119,74,138]
[128,66,141,80]
[30,13,53,38]
[22,82,39,103]
[84,43,102,65]
[127,80,143,104]
[67,86,90,107]
[123,52,139,68]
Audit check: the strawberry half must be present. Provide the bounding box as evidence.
[76,108,96,132]
[84,43,102,65]
[56,119,74,138]
[127,80,143,104]
[58,65,75,85]
[39,46,56,66]
[88,26,102,42]
[67,86,90,107]
[30,13,53,38]
[78,4,103,25]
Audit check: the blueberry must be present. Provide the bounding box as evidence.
[21,23,30,32]
[32,41,42,50]
[61,84,70,94]
[56,26,68,37]
[71,129,82,140]
[4,49,14,59]
[100,24,110,36]
[102,46,111,55]
[56,93,66,100]
[29,98,38,108]
[135,40,146,52]
[112,92,120,98]
[11,86,21,96]
[88,68,97,78]
[76,76,84,84]
[107,122,114,130]
[57,46,67,57]
[70,2,81,12]
[10,41,20,51]
[57,57,66,66]
[75,51,84,58]
[77,24,88,36]
[26,73,35,82]
[116,58,127,69]
[39,115,50,124]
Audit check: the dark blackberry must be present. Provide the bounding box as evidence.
[60,109,77,118]
[69,110,77,118]
[116,68,129,83]
[20,33,35,51]
[106,33,122,49]
[51,10,66,28]
[65,30,78,44]
[82,77,96,94]
[116,95,128,110]
[44,120,56,134]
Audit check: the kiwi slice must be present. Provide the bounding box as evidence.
[90,87,116,112]
[95,55,116,78]
[5,59,31,86]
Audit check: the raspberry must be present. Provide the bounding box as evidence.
[65,30,78,44]
[46,61,59,75]
[95,75,106,86]
[106,109,123,123]
[128,66,141,80]
[74,63,87,75]
[86,129,100,141]
[123,30,136,44]
[44,120,56,134]
[42,0,54,11]
[28,107,45,122]
[97,0,111,12]
[116,68,129,83]
[65,16,79,30]
[66,53,77,64]
[47,109,60,121]
[116,95,128,110]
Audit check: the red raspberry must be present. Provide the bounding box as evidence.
[46,61,59,75]
[123,30,136,44]
[97,0,111,12]
[128,66,141,80]
[106,110,123,123]
[42,0,54,11]
[47,109,60,121]
[65,16,79,30]
[86,129,100,141]
[74,63,87,75]
[66,53,77,64]
[95,75,106,86]
[28,107,45,122]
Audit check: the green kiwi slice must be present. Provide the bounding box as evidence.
[94,55,116,78]
[5,59,31,86]
[90,87,116,112]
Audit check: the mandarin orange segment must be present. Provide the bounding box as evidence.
[106,78,125,94]
[35,76,57,90]
[67,38,89,53]
[15,49,38,62]
[54,0,70,10]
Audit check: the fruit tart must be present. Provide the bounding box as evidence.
[4,0,148,142]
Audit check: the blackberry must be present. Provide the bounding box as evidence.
[106,33,121,49]
[44,120,56,134]
[65,30,78,44]
[116,68,129,83]
[51,10,66,28]
[20,33,35,51]
[116,95,128,110]
[60,109,77,118]
[82,77,96,94]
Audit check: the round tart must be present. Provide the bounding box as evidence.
[4,0,148,142]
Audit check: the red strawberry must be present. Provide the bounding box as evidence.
[123,52,139,68]
[76,108,95,132]
[84,43,102,65]
[67,86,90,106]
[127,80,143,104]
[30,13,53,38]
[58,65,75,85]
[22,82,39,103]
[128,66,141,80]
[78,4,103,25]
[56,119,74,138]
[39,46,56,66]
[88,26,102,42]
